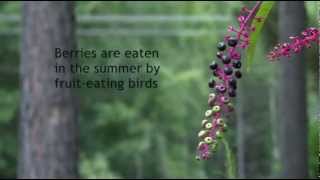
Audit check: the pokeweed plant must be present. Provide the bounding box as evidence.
[196,1,319,160]
[267,27,319,60]
[196,1,265,160]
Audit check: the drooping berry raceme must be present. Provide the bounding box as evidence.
[267,27,319,60]
[196,2,263,160]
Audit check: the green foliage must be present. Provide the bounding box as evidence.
[222,138,236,178]
[308,119,318,178]
[307,92,318,178]
[80,153,120,178]
[245,1,274,72]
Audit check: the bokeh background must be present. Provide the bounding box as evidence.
[0,1,318,178]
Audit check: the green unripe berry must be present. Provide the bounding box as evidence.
[198,130,208,138]
[205,110,213,117]
[209,93,216,99]
[204,136,213,144]
[212,105,221,113]
[208,93,216,107]
[195,155,201,161]
[201,119,208,127]
[227,102,234,111]
[216,118,224,126]
[205,122,213,129]
[197,141,205,148]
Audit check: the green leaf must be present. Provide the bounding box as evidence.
[245,1,275,72]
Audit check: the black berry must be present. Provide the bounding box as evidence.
[224,67,233,75]
[228,37,238,47]
[217,42,226,51]
[228,78,237,89]
[235,71,242,79]
[222,55,231,64]
[228,89,236,97]
[208,79,215,88]
[232,60,241,69]
[216,51,223,59]
[210,61,218,70]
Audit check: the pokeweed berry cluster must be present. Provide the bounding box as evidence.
[196,2,262,160]
[195,40,240,160]
[267,27,319,60]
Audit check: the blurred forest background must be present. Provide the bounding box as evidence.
[0,1,318,179]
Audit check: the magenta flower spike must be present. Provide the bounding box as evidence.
[196,2,263,160]
[267,27,319,60]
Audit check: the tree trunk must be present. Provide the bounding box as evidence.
[269,79,280,177]
[18,2,78,178]
[278,2,308,178]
